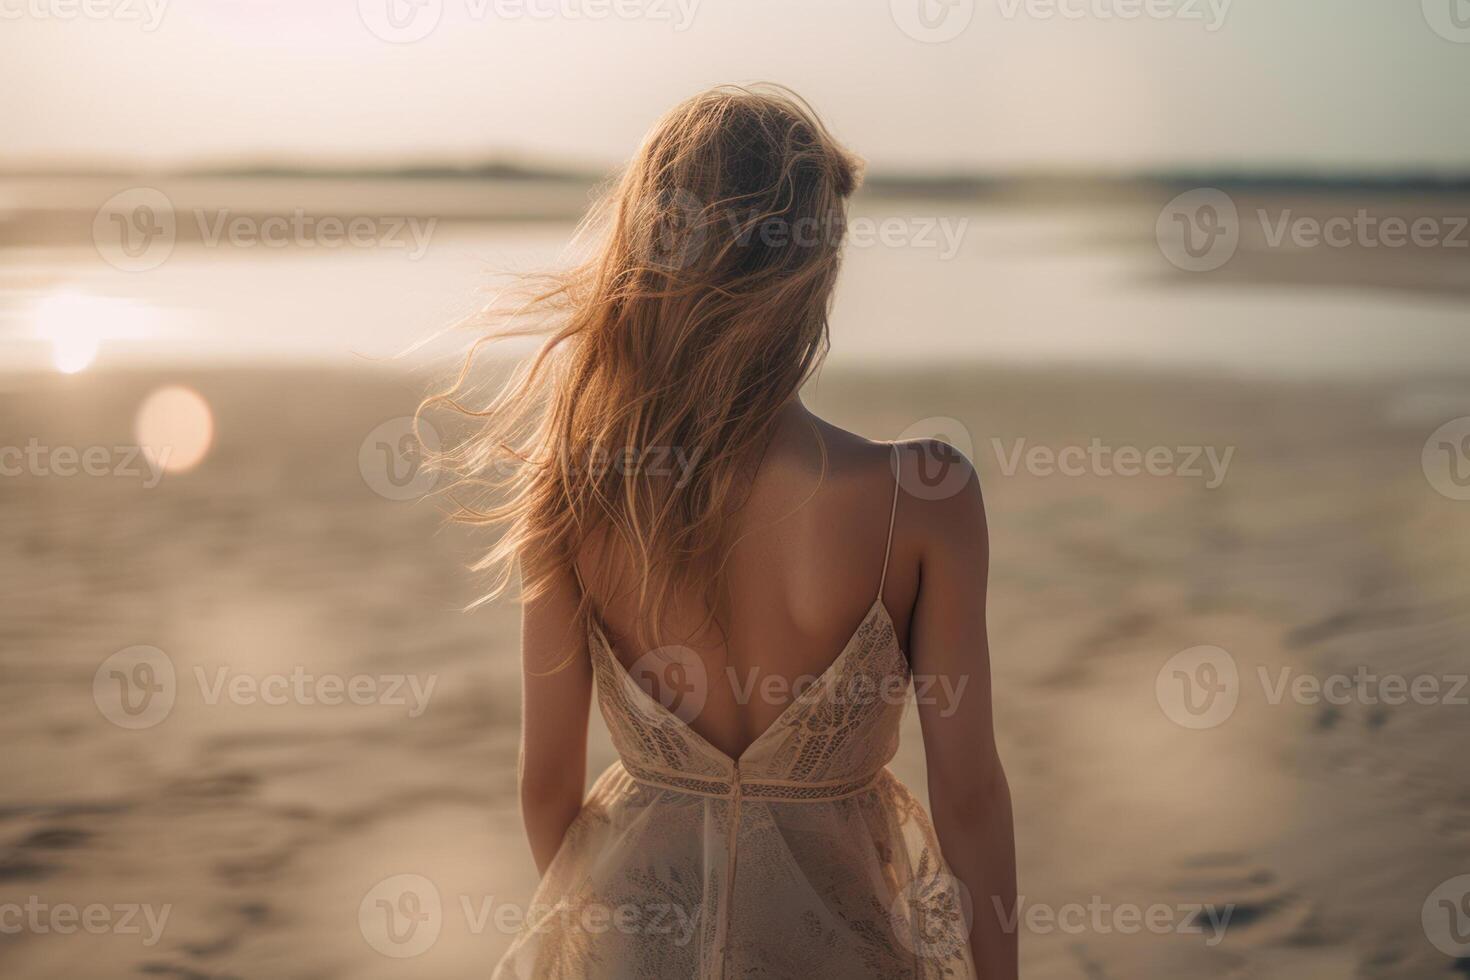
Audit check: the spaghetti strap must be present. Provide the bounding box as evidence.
[877,443,901,600]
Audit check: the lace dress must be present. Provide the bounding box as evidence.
[493,465,977,979]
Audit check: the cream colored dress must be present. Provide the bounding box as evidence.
[493,471,978,979]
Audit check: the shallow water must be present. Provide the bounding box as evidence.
[1,177,1467,378]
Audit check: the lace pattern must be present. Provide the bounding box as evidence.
[493,600,977,979]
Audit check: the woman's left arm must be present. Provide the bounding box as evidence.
[908,449,1018,979]
[517,556,594,875]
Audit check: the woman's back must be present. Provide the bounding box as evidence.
[498,417,977,978]
[580,407,916,761]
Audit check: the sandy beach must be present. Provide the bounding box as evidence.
[6,0,1470,972]
[3,359,1468,978]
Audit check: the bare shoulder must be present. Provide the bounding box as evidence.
[798,414,901,490]
[796,416,987,543]
[891,436,988,557]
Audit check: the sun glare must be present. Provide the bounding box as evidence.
[33,289,152,375]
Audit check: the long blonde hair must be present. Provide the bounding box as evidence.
[422,85,861,642]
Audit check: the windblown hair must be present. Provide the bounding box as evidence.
[422,85,861,645]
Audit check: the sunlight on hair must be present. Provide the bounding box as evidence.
[134,385,215,473]
[425,85,860,645]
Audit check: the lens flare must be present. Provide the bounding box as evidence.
[134,386,215,474]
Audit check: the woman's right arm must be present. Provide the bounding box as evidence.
[908,442,1018,979]
[517,555,594,875]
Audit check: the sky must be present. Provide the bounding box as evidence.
[2,0,1469,174]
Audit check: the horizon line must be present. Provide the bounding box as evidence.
[5,155,1470,190]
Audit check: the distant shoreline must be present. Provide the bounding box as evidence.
[5,162,1470,196]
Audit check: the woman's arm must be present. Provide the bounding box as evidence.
[907,442,1018,979]
[517,554,594,875]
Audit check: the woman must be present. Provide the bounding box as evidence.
[429,85,1016,979]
